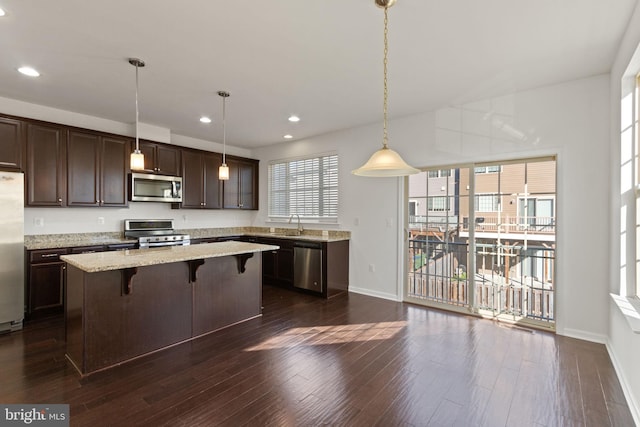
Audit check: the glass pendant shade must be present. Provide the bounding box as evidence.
[218,163,230,180]
[352,146,419,177]
[130,149,145,170]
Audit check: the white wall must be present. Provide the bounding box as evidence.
[0,95,258,235]
[253,74,611,340]
[608,0,640,423]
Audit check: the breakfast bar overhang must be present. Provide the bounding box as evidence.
[61,241,278,376]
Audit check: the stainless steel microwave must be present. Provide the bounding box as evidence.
[129,173,182,202]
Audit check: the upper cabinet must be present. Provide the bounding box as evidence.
[180,149,222,209]
[223,157,258,210]
[26,122,67,207]
[0,117,23,171]
[134,141,181,176]
[67,130,130,207]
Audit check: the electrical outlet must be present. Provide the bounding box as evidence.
[270,227,275,233]
[182,215,188,222]
[386,217,393,228]
[354,217,360,226]
[97,217,105,225]
[369,264,375,273]
[34,217,44,227]
[322,230,329,237]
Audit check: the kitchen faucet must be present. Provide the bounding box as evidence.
[289,214,303,234]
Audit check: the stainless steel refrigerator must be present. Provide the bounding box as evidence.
[0,171,24,332]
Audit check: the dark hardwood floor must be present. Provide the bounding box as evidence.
[0,285,635,426]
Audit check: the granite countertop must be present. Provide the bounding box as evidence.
[25,227,350,250]
[61,241,279,273]
[25,233,136,250]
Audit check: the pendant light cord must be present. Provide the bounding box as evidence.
[222,95,226,164]
[382,6,389,149]
[135,62,140,151]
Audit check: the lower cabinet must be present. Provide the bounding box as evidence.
[256,237,349,298]
[27,248,69,319]
[261,238,294,288]
[26,243,135,320]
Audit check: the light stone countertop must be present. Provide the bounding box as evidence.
[61,241,279,273]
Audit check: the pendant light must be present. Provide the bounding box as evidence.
[129,58,146,171]
[218,90,230,180]
[352,0,419,177]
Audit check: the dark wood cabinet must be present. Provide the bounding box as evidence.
[135,140,181,176]
[0,116,23,171]
[257,237,349,298]
[26,243,135,321]
[261,238,294,287]
[25,122,67,206]
[26,248,68,319]
[67,131,130,207]
[180,149,222,209]
[223,157,258,210]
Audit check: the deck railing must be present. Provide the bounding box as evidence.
[461,216,555,234]
[407,239,555,322]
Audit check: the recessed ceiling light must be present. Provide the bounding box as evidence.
[0,8,6,16]
[284,134,293,139]
[288,115,300,123]
[200,116,212,124]
[18,66,40,77]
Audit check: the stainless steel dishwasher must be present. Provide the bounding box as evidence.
[293,241,323,292]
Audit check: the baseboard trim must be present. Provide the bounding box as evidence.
[348,286,401,302]
[606,340,640,427]
[560,327,607,344]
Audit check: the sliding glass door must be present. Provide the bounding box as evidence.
[405,157,556,329]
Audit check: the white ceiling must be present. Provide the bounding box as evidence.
[0,0,635,148]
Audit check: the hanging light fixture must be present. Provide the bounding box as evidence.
[129,58,146,170]
[352,0,419,177]
[218,90,230,180]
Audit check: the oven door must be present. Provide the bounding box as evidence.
[129,173,182,202]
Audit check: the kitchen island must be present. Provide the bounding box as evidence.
[61,241,278,376]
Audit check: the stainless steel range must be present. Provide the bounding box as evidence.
[124,219,190,248]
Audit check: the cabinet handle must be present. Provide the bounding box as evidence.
[57,198,62,203]
[41,253,59,258]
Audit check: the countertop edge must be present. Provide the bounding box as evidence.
[61,241,279,273]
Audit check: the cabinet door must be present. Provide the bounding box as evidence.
[223,158,258,210]
[239,161,258,210]
[0,117,23,171]
[26,123,67,206]
[28,262,65,316]
[223,159,240,209]
[101,136,130,206]
[181,149,204,208]
[67,130,100,206]
[203,152,222,209]
[277,247,295,285]
[156,145,180,176]
[136,140,156,173]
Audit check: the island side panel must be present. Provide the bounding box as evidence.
[193,254,262,337]
[83,262,192,374]
[65,265,86,373]
[327,240,349,291]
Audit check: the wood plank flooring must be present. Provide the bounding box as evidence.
[0,285,635,426]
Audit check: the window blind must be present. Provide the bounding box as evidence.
[268,154,338,222]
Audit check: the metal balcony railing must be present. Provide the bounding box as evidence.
[461,216,555,234]
[407,239,555,323]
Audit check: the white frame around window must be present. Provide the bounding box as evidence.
[268,152,338,223]
[475,193,501,212]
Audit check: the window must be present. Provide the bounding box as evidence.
[474,165,501,174]
[268,153,338,222]
[427,196,447,211]
[428,169,452,178]
[475,193,500,212]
